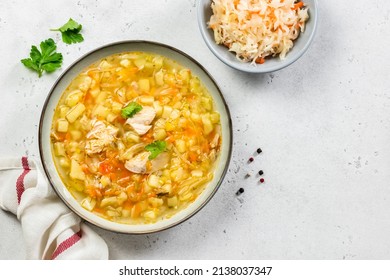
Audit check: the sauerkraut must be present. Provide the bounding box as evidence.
[209,0,309,63]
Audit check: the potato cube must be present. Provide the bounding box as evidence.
[106,113,117,123]
[120,59,131,68]
[56,119,69,133]
[78,76,92,92]
[107,210,120,217]
[100,175,111,187]
[66,104,85,123]
[153,101,163,116]
[162,106,173,118]
[139,95,154,104]
[134,58,146,69]
[58,106,69,118]
[89,88,100,98]
[167,196,178,207]
[173,101,182,109]
[99,60,112,69]
[100,197,118,208]
[210,112,220,124]
[175,139,186,153]
[70,130,82,141]
[155,70,164,86]
[143,210,156,220]
[153,56,164,69]
[165,122,174,132]
[59,157,70,168]
[170,109,180,120]
[190,112,201,122]
[179,69,190,83]
[202,115,213,135]
[122,209,131,218]
[81,197,96,211]
[69,159,85,181]
[92,104,109,118]
[201,97,212,111]
[191,170,203,177]
[118,192,128,205]
[54,142,66,156]
[95,91,108,104]
[153,129,167,141]
[124,131,140,143]
[65,90,83,107]
[148,197,163,208]
[148,174,160,188]
[111,101,123,114]
[161,184,172,194]
[138,79,150,92]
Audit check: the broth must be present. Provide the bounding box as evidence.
[51,52,221,224]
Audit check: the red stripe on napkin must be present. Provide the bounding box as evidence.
[51,231,82,260]
[16,157,31,204]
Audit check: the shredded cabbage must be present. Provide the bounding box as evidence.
[209,0,309,63]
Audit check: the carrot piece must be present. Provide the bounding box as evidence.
[148,192,157,198]
[93,207,105,214]
[122,200,133,210]
[165,135,176,144]
[292,2,304,10]
[188,151,198,162]
[65,132,71,141]
[202,142,210,154]
[99,160,113,174]
[85,185,102,199]
[131,203,142,219]
[81,164,91,174]
[84,91,94,103]
[255,57,265,64]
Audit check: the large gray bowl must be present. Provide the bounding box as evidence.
[39,41,232,234]
[197,0,318,73]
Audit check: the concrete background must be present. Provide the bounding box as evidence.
[1,0,390,259]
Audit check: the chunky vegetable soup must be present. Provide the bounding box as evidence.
[51,52,222,224]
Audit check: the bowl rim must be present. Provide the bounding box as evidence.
[38,40,233,234]
[197,0,319,73]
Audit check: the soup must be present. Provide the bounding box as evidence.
[50,52,222,224]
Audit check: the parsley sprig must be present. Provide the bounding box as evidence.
[51,18,84,44]
[20,38,63,77]
[145,141,167,160]
[121,102,143,119]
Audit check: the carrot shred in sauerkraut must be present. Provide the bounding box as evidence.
[208,0,309,63]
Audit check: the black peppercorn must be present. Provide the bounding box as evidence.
[236,188,245,195]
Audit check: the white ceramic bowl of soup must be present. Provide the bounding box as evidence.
[39,41,232,234]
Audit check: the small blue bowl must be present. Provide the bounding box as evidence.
[197,0,318,73]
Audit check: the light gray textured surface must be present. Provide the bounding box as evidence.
[1,0,390,260]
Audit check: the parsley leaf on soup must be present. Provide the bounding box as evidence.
[121,102,143,119]
[21,38,63,77]
[51,18,84,44]
[145,141,167,160]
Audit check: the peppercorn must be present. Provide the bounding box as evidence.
[236,188,245,195]
[248,157,254,163]
[259,178,265,183]
[258,170,264,176]
[257,148,262,154]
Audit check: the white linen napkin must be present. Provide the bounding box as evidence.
[0,157,109,260]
